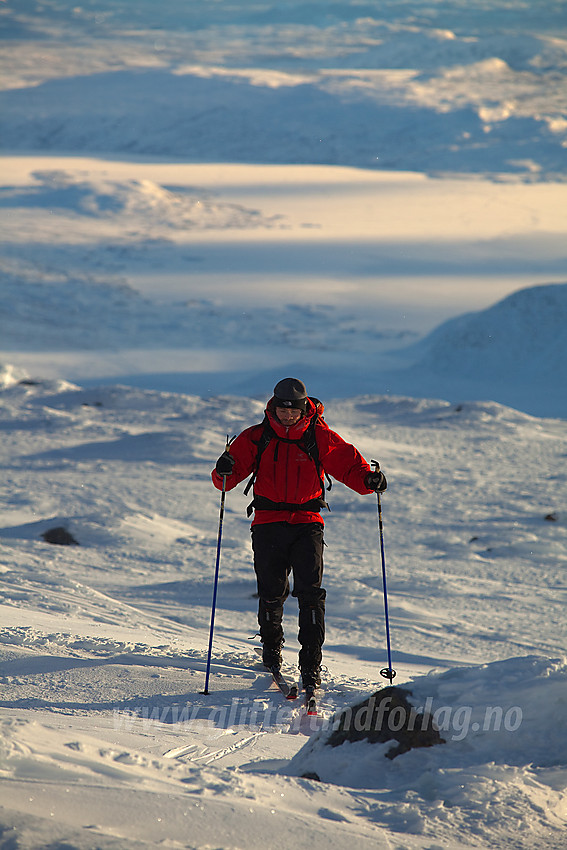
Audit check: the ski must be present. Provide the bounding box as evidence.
[269,666,299,700]
[254,647,298,700]
[304,687,318,715]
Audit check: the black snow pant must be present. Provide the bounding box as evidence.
[251,521,326,673]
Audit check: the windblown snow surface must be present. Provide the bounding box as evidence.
[0,377,565,850]
[1,1,566,849]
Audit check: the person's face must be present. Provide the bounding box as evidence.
[275,406,302,426]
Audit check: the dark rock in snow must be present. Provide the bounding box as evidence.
[326,686,445,760]
[301,771,321,781]
[41,526,79,545]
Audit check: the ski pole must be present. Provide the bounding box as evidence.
[202,436,234,695]
[371,460,396,684]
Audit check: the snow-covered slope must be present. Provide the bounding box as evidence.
[288,656,567,845]
[0,379,565,848]
[412,283,567,381]
[1,157,566,416]
[2,0,566,178]
[374,283,567,418]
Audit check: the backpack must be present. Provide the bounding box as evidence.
[244,397,332,517]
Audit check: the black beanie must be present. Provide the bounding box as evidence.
[273,377,308,412]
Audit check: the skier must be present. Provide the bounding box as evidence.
[211,377,387,692]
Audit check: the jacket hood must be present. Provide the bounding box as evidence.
[265,396,317,438]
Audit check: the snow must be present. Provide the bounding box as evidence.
[1,157,565,414]
[412,283,567,380]
[2,2,567,176]
[371,283,567,419]
[1,1,566,848]
[0,382,565,849]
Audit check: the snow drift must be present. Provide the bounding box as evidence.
[287,657,567,842]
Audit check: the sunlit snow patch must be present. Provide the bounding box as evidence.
[0,169,285,230]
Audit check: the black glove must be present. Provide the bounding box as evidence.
[365,470,387,492]
[215,451,235,476]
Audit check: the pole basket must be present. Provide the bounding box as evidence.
[380,667,397,682]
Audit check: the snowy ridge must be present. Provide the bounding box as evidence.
[1,0,567,177]
[2,64,565,177]
[412,282,567,380]
[372,282,567,418]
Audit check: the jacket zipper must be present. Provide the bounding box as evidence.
[284,432,291,503]
[272,423,315,507]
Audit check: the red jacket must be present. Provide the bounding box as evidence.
[211,398,374,526]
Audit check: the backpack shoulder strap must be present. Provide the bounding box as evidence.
[300,415,332,494]
[243,415,274,496]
